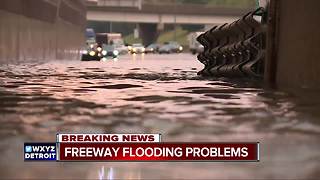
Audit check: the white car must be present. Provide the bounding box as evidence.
[130,43,145,54]
[188,32,205,54]
[114,44,128,55]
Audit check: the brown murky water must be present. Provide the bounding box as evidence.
[0,54,319,179]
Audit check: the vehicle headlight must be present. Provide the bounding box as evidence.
[90,44,94,48]
[113,50,119,56]
[128,46,132,50]
[132,48,136,52]
[179,46,183,51]
[102,50,107,55]
[81,50,88,54]
[89,51,95,56]
[142,48,145,52]
[97,47,102,52]
[150,48,154,51]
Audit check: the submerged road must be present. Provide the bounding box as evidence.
[0,53,319,179]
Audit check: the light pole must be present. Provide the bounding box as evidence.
[109,22,112,33]
[173,0,177,41]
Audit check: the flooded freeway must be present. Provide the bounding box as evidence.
[0,53,319,179]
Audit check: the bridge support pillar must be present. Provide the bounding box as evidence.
[266,0,320,89]
[139,23,159,45]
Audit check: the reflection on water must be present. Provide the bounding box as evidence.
[0,54,319,179]
[99,166,116,180]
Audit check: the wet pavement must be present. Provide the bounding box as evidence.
[0,53,319,179]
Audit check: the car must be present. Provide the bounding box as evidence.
[145,43,160,53]
[102,45,119,58]
[190,44,204,54]
[81,44,119,61]
[167,41,183,53]
[158,44,172,54]
[81,44,102,61]
[114,44,128,55]
[130,43,145,54]
[188,32,205,54]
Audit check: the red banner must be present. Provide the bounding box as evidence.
[58,142,259,161]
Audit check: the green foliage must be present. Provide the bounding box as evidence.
[123,34,142,44]
[177,0,209,4]
[124,27,189,46]
[206,0,256,8]
[169,0,256,8]
[156,27,189,46]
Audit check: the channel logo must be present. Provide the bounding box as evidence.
[24,143,57,161]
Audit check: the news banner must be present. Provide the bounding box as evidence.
[24,134,259,162]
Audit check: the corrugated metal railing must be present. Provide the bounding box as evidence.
[197,7,266,79]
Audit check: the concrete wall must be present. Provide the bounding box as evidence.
[271,0,320,89]
[0,0,86,63]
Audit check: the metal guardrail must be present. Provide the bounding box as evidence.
[197,7,266,79]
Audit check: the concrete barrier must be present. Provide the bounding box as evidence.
[266,0,320,90]
[0,0,86,63]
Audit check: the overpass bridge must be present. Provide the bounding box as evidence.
[86,0,252,44]
[87,3,251,25]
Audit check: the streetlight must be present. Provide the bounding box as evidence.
[174,0,177,41]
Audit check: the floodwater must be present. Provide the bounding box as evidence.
[0,53,319,179]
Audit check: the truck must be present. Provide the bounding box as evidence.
[95,33,128,54]
[188,32,205,54]
[85,28,96,46]
[96,33,123,45]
